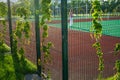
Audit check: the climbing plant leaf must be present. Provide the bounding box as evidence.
[91,0,104,79]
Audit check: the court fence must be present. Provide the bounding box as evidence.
[0,0,120,80]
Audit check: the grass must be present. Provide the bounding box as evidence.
[0,43,37,80]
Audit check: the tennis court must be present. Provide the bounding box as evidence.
[48,15,120,38]
[46,14,120,80]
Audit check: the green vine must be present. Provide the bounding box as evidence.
[91,0,104,79]
[12,0,31,62]
[114,43,120,80]
[114,43,120,55]
[0,2,8,53]
[0,2,7,17]
[0,2,7,45]
[40,0,52,79]
[0,20,6,44]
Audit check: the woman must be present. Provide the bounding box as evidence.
[69,9,73,27]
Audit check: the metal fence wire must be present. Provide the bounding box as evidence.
[0,0,120,80]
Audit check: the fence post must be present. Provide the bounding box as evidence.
[7,0,13,53]
[34,0,41,76]
[61,0,68,80]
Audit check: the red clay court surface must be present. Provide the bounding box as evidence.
[46,16,120,80]
[3,17,120,80]
[47,26,120,80]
